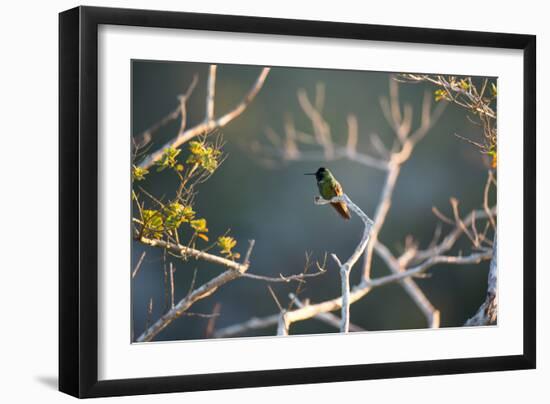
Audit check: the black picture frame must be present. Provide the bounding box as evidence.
[59,5,536,398]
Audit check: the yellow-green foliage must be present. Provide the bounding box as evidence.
[132,165,149,181]
[140,204,211,242]
[186,141,221,173]
[190,218,208,233]
[217,236,239,259]
[163,202,195,231]
[434,89,448,102]
[156,146,181,171]
[135,136,228,248]
[458,79,470,90]
[142,209,164,238]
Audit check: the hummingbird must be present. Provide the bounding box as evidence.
[305,167,351,220]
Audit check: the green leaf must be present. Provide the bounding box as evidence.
[190,218,208,233]
[217,236,237,256]
[132,165,149,181]
[434,89,447,102]
[163,202,195,230]
[142,209,164,238]
[155,146,181,171]
[459,79,470,90]
[186,141,222,173]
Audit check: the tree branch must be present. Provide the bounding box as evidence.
[138,66,270,170]
[289,293,366,332]
[213,314,280,338]
[374,242,440,327]
[215,246,492,337]
[136,240,256,342]
[465,235,498,326]
[205,65,217,121]
[138,235,249,272]
[315,194,374,332]
[229,77,498,337]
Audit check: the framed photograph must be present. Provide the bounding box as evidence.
[59,6,536,398]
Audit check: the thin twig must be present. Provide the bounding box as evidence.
[206,65,217,121]
[131,251,147,279]
[145,298,153,332]
[204,302,222,338]
[169,262,176,309]
[267,285,284,312]
[241,267,326,283]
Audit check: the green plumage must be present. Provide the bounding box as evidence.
[317,171,339,200]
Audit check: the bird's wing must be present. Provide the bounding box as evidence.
[333,181,344,196]
[330,181,351,220]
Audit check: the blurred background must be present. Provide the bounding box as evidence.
[131,60,494,342]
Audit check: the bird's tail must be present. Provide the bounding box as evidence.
[331,202,351,220]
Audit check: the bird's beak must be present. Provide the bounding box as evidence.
[304,173,316,176]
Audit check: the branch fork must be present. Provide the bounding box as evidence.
[315,194,374,333]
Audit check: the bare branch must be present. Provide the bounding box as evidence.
[213,293,366,338]
[241,267,326,283]
[178,74,199,133]
[401,74,496,119]
[258,143,389,170]
[374,242,440,328]
[144,297,153,333]
[138,67,270,170]
[399,74,496,161]
[206,65,217,121]
[267,285,284,313]
[367,250,492,288]
[289,293,366,332]
[432,206,455,225]
[314,82,325,111]
[204,302,222,338]
[346,114,359,156]
[243,239,256,266]
[389,78,403,129]
[169,262,176,309]
[370,132,390,158]
[135,238,256,342]
[136,241,255,342]
[362,82,446,282]
[283,114,300,160]
[297,88,334,159]
[412,207,495,263]
[465,235,498,326]
[213,314,280,338]
[131,251,147,279]
[217,244,491,336]
[362,163,400,280]
[277,312,290,336]
[217,67,271,127]
[484,170,497,230]
[301,194,373,332]
[137,235,249,272]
